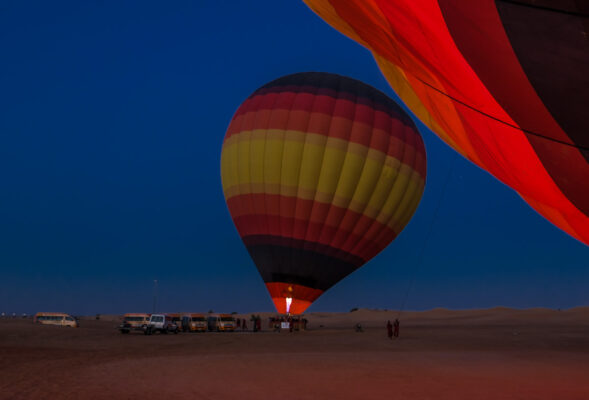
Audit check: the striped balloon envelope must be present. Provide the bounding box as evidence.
[304,0,589,245]
[221,72,426,314]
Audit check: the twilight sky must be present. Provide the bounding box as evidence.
[1,1,587,316]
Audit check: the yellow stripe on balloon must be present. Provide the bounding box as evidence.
[221,130,423,189]
[222,137,423,195]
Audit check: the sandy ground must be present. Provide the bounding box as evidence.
[1,308,588,399]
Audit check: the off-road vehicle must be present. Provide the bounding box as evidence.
[144,314,179,335]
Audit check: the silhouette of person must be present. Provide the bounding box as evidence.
[393,319,400,338]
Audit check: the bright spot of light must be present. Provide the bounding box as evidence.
[286,297,292,314]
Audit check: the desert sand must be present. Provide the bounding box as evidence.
[1,308,588,399]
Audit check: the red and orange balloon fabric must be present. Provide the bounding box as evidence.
[304,0,589,245]
[221,72,426,314]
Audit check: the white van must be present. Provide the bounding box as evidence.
[144,314,179,335]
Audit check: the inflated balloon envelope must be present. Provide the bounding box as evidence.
[303,0,589,246]
[221,72,426,314]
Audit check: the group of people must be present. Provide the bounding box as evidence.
[236,316,262,332]
[236,318,247,330]
[269,316,308,332]
[386,319,400,339]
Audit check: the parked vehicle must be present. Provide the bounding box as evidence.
[119,313,150,334]
[181,313,207,332]
[207,314,236,332]
[168,313,183,331]
[34,312,78,328]
[144,314,179,335]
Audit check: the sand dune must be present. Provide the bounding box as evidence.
[1,308,588,399]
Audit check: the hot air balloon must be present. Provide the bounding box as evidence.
[304,0,589,245]
[221,72,426,314]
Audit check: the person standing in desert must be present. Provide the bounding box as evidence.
[387,320,393,339]
[393,319,400,338]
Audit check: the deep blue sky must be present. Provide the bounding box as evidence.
[1,1,587,316]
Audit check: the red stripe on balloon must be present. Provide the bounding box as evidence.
[253,84,408,118]
[227,93,418,142]
[226,193,399,261]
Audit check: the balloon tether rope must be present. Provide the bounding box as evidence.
[397,150,458,319]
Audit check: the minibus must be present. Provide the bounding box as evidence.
[207,314,236,332]
[119,313,150,334]
[181,313,207,332]
[34,312,78,328]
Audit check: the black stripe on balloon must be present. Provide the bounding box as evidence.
[245,244,360,292]
[496,0,589,215]
[242,234,365,266]
[254,72,410,122]
[496,0,589,153]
